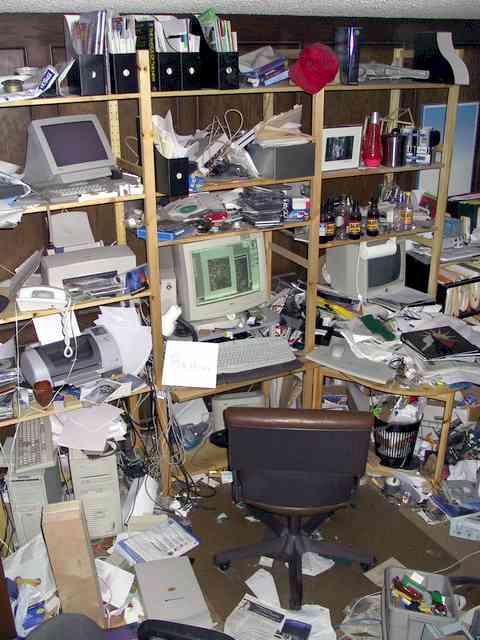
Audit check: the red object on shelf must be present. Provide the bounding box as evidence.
[362,111,383,168]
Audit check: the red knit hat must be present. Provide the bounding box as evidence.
[289,43,339,94]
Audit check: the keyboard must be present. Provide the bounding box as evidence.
[217,337,296,375]
[41,177,143,204]
[440,246,480,263]
[14,417,56,475]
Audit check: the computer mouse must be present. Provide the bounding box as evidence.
[330,342,345,359]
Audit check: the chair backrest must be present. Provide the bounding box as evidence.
[225,407,373,511]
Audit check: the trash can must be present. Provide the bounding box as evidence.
[374,416,421,468]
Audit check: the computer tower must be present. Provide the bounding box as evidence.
[69,448,123,539]
[159,246,177,312]
[7,465,63,546]
[211,390,266,432]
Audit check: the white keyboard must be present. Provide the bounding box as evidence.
[41,177,143,203]
[14,417,56,474]
[217,337,296,375]
[440,246,480,263]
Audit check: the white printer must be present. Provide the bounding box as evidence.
[41,245,136,288]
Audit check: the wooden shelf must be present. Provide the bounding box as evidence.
[170,361,308,403]
[282,226,436,249]
[0,80,452,111]
[23,193,144,215]
[325,81,451,92]
[0,290,150,326]
[0,383,150,430]
[322,162,443,180]
[157,220,307,247]
[0,92,140,109]
[150,80,452,99]
[201,175,312,192]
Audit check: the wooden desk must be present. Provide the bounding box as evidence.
[311,365,456,485]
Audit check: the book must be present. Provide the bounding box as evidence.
[401,325,480,360]
[135,20,158,89]
[413,32,469,85]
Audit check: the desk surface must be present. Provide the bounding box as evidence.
[315,365,455,400]
[170,360,311,403]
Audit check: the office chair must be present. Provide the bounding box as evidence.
[213,407,376,610]
[28,614,235,640]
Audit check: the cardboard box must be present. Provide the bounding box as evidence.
[42,500,104,628]
[458,386,480,422]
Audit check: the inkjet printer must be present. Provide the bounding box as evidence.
[20,326,122,388]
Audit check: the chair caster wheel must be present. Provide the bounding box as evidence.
[218,562,231,571]
[360,558,376,572]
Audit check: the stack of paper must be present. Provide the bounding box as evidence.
[112,518,199,565]
[50,404,126,451]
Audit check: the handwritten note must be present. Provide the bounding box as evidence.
[162,340,219,388]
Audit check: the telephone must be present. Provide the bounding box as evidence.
[16,286,67,312]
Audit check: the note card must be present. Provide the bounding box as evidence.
[162,340,219,388]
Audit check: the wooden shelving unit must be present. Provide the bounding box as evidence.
[0,49,460,492]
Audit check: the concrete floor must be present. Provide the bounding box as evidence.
[187,483,478,627]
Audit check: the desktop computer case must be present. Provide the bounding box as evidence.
[69,448,123,539]
[7,466,63,546]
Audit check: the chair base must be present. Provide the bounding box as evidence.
[214,510,376,610]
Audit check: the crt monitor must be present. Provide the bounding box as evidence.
[22,114,115,187]
[325,239,406,300]
[172,233,268,328]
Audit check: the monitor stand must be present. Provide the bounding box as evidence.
[193,312,248,333]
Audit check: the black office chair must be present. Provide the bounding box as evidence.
[28,614,235,640]
[213,407,376,610]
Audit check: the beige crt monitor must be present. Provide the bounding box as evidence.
[173,233,268,330]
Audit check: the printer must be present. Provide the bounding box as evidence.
[41,245,136,289]
[20,326,122,388]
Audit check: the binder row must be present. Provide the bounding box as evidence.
[49,16,240,96]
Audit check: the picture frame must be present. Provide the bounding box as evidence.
[321,125,363,171]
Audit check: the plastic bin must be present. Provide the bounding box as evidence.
[382,567,459,640]
[373,416,420,468]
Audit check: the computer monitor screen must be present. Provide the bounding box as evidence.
[172,233,268,326]
[23,114,115,187]
[325,240,406,300]
[41,121,109,167]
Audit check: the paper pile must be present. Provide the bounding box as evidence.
[112,517,199,565]
[51,404,126,451]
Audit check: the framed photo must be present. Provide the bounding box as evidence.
[321,125,363,171]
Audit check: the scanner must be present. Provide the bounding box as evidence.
[20,326,122,388]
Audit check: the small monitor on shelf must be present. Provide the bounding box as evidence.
[172,233,268,330]
[326,239,406,299]
[23,114,115,187]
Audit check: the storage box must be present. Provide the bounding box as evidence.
[382,567,459,640]
[109,53,138,93]
[248,142,315,180]
[42,500,104,627]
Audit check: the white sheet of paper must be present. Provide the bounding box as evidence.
[245,568,280,607]
[0,337,15,358]
[301,553,335,576]
[162,340,218,388]
[259,556,274,568]
[95,558,134,608]
[50,210,95,248]
[33,311,80,346]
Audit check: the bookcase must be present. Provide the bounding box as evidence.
[0,49,461,494]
